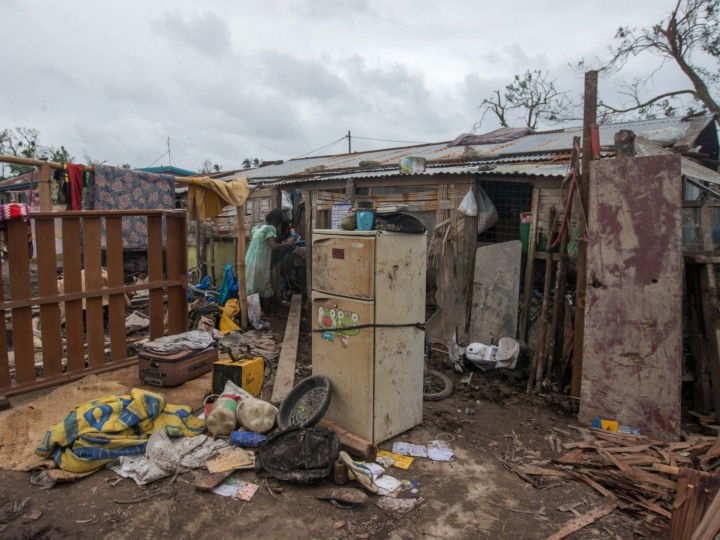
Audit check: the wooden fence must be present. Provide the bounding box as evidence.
[0,209,188,397]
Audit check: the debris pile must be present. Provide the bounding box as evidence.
[497,426,720,538]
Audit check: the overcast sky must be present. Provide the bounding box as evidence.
[0,0,698,172]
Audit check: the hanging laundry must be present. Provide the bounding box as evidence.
[66,163,84,210]
[0,203,33,258]
[187,176,250,221]
[84,165,176,272]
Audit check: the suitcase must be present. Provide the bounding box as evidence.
[139,347,217,387]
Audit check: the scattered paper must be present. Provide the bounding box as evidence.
[236,482,259,501]
[376,451,414,470]
[391,441,454,462]
[392,442,428,458]
[376,496,424,514]
[375,475,403,496]
[212,476,244,498]
[427,440,454,461]
[396,479,420,499]
[361,462,385,479]
[206,447,255,474]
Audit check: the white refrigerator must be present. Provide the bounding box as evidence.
[311,229,427,443]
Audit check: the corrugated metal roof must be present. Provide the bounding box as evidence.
[635,137,720,186]
[223,114,714,185]
[0,171,36,192]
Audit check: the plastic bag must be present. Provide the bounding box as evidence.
[281,191,293,221]
[247,293,269,329]
[477,186,498,233]
[457,189,478,217]
[219,299,241,333]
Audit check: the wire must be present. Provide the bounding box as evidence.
[352,135,431,144]
[292,136,348,159]
[147,150,169,168]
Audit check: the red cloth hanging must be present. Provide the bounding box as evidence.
[67,163,84,210]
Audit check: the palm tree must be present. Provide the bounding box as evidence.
[242,157,252,169]
[252,158,263,168]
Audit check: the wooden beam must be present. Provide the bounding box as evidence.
[520,188,540,342]
[37,162,52,212]
[699,263,720,421]
[545,496,618,540]
[572,69,598,397]
[271,294,302,405]
[236,205,248,328]
[317,418,379,462]
[674,115,708,152]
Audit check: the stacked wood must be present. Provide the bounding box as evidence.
[497,427,720,539]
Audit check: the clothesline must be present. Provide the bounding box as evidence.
[0,154,202,185]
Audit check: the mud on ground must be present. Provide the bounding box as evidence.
[0,304,665,540]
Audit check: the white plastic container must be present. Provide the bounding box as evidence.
[237,397,276,433]
[464,342,498,367]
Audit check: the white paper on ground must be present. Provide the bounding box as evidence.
[426,440,454,462]
[392,442,428,458]
[212,476,245,497]
[361,462,385,479]
[108,431,229,486]
[374,475,404,496]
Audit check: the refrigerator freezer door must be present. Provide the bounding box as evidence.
[312,293,375,441]
[312,234,376,300]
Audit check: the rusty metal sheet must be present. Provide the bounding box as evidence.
[580,155,682,441]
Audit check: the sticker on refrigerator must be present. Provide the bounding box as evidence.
[332,248,345,260]
[318,306,361,348]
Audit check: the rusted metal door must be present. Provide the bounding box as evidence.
[579,155,682,441]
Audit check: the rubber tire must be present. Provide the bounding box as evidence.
[423,370,453,401]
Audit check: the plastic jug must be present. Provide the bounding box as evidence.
[357,210,375,231]
[237,397,276,433]
[206,395,238,436]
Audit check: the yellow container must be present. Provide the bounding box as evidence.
[211,356,264,397]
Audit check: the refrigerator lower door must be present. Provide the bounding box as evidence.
[311,293,375,441]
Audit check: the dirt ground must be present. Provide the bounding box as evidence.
[0,304,672,540]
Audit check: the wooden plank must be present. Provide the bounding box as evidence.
[462,183,480,331]
[580,155,683,441]
[271,294,302,404]
[690,487,720,540]
[688,266,712,414]
[519,188,540,342]
[35,217,63,377]
[37,162,52,212]
[674,116,708,152]
[147,215,164,340]
[306,191,317,302]
[1,356,138,396]
[236,205,248,328]
[317,418,378,462]
[7,219,35,384]
[62,218,85,372]
[699,263,720,421]
[0,280,182,311]
[0,254,9,389]
[83,217,105,367]
[105,217,126,362]
[545,496,617,540]
[166,214,188,335]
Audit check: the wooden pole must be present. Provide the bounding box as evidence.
[519,188,540,342]
[545,212,569,384]
[236,205,248,328]
[0,154,214,185]
[528,206,556,393]
[38,162,52,211]
[571,70,598,397]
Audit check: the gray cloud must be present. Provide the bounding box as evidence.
[153,11,232,56]
[0,0,692,171]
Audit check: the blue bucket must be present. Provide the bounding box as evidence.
[357,210,375,231]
